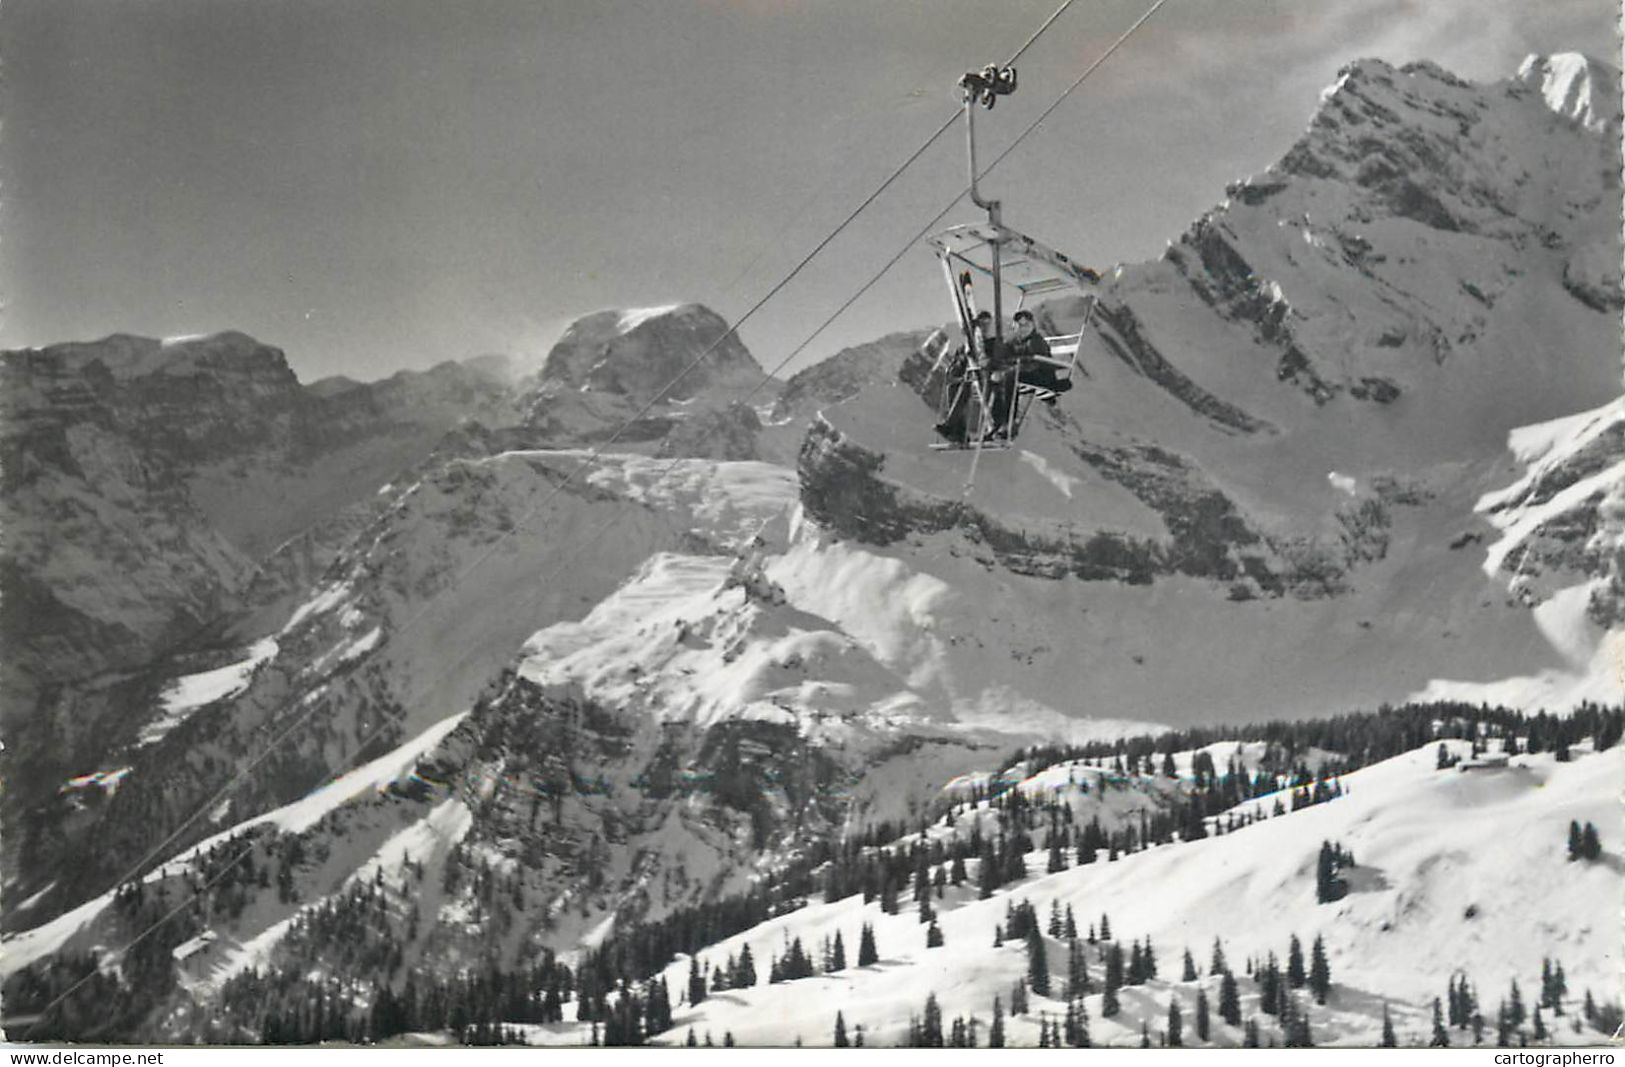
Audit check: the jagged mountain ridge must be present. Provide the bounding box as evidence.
[2,301,805,931]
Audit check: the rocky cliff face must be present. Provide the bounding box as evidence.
[1,334,293,700]
[534,304,759,402]
[0,333,531,932]
[2,332,524,708]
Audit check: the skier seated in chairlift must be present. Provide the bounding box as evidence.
[1009,309,1071,404]
[934,311,1002,444]
[981,312,1018,439]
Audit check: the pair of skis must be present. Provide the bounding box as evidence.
[929,265,1015,489]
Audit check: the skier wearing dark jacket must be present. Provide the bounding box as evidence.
[1009,309,1071,396]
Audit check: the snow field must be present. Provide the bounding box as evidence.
[628,739,1620,1047]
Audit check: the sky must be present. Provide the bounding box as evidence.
[1,0,1615,383]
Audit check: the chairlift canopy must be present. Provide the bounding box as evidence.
[926,221,1101,307]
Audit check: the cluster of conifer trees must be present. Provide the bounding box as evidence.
[1422,955,1617,1047]
[1566,820,1603,861]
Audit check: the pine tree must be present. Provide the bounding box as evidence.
[1380,1003,1397,1047]
[1243,1017,1260,1048]
[880,875,898,915]
[1509,979,1525,1030]
[926,921,944,949]
[857,924,878,967]
[1431,997,1450,1047]
[1105,942,1125,1004]
[1063,904,1078,940]
[1102,981,1120,1019]
[1065,938,1091,998]
[922,993,944,1048]
[1099,913,1112,942]
[1581,822,1601,861]
[1532,1006,1546,1041]
[833,1011,849,1048]
[989,996,1005,1048]
[1168,997,1184,1047]
[1568,820,1585,861]
[687,957,706,1007]
[1196,987,1211,1042]
[1182,946,1198,981]
[1308,934,1331,1004]
[738,944,757,986]
[1026,927,1051,996]
[686,1027,697,1047]
[1048,900,1064,937]
[1210,937,1227,977]
[1011,979,1029,1016]
[1140,1020,1152,1048]
[832,930,846,971]
[1288,996,1314,1048]
[1287,934,1307,988]
[724,1031,735,1047]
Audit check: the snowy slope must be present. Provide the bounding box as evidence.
[632,740,1620,1048]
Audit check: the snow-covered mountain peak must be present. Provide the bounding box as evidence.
[537,302,759,398]
[1516,52,1622,133]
